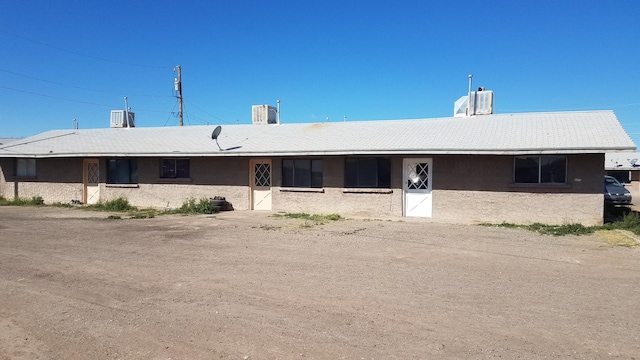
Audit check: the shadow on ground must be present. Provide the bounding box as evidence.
[604,203,637,223]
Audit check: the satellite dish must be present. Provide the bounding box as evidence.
[211,126,222,150]
[211,126,222,140]
[210,125,242,151]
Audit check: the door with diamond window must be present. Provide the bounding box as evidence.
[403,158,432,217]
[250,159,272,210]
[83,159,100,205]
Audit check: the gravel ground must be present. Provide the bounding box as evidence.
[1,206,639,359]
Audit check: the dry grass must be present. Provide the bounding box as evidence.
[595,230,640,247]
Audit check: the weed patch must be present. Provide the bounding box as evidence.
[172,197,218,215]
[274,212,343,223]
[88,197,134,212]
[481,215,640,246]
[481,222,595,236]
[270,212,343,230]
[602,211,640,236]
[0,195,45,206]
[128,209,157,219]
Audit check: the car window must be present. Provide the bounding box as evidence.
[605,177,623,186]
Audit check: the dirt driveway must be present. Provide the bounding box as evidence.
[1,207,639,359]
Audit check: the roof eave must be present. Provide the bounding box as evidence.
[3,146,635,158]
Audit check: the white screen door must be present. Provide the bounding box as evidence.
[83,159,100,205]
[250,159,272,210]
[403,158,432,217]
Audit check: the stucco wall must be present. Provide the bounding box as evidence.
[0,154,605,225]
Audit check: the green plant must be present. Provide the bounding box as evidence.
[128,208,157,219]
[480,221,595,236]
[274,213,343,222]
[89,197,134,212]
[177,197,218,214]
[602,211,640,236]
[529,223,594,236]
[272,212,343,228]
[324,214,343,221]
[0,195,45,206]
[31,196,45,205]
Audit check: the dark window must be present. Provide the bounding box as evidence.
[607,170,631,184]
[345,157,391,188]
[161,159,190,178]
[514,156,566,184]
[15,158,36,177]
[282,159,323,188]
[107,159,138,184]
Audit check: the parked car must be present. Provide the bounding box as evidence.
[604,175,632,205]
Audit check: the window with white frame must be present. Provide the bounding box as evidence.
[161,158,190,178]
[282,159,323,188]
[345,157,391,188]
[514,156,567,184]
[16,158,36,177]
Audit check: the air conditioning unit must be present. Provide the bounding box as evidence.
[110,110,135,128]
[252,105,277,125]
[453,90,494,117]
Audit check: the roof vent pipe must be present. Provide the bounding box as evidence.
[467,74,473,117]
[124,97,131,128]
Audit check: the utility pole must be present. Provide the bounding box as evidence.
[174,65,183,126]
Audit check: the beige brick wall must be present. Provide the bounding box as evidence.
[102,184,249,210]
[0,154,605,225]
[274,187,402,217]
[432,191,603,225]
[99,157,250,209]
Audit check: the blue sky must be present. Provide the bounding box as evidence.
[2,1,640,146]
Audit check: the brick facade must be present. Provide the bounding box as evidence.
[0,154,604,225]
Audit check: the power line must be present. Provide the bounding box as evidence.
[0,84,177,116]
[164,102,179,126]
[0,68,172,98]
[2,30,169,69]
[185,99,233,124]
[0,84,117,108]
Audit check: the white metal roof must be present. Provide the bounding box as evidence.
[0,110,635,158]
[605,152,640,170]
[0,138,19,146]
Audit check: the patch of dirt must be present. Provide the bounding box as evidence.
[1,206,639,359]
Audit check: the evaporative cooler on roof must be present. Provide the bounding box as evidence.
[252,105,277,125]
[110,110,135,128]
[453,90,494,117]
